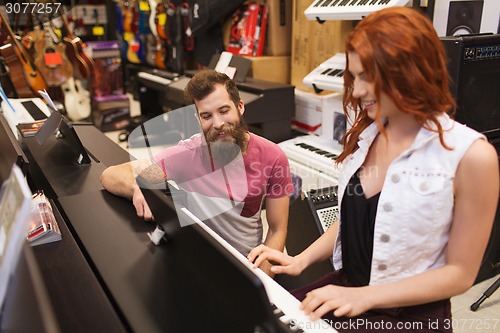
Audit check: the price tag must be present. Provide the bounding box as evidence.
[158,13,167,26]
[92,25,105,36]
[124,31,134,42]
[44,52,63,66]
[139,1,150,11]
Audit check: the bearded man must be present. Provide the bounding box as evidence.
[100,70,293,275]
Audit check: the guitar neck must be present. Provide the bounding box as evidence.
[0,12,37,69]
[0,12,24,49]
[59,8,77,40]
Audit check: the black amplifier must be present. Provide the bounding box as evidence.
[285,186,338,285]
[441,33,500,140]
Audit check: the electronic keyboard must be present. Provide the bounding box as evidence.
[304,0,410,21]
[303,53,346,93]
[279,135,342,191]
[184,208,339,333]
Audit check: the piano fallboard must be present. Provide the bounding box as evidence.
[304,0,410,21]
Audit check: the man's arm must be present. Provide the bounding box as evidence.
[100,160,167,220]
[260,195,289,275]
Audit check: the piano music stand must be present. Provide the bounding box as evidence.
[208,53,251,83]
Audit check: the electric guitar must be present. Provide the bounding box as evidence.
[0,12,47,97]
[144,0,158,66]
[166,3,183,73]
[137,0,151,63]
[180,2,194,51]
[123,0,141,63]
[155,0,169,41]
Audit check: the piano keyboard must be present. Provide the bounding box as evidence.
[303,53,346,93]
[138,71,173,86]
[186,208,338,333]
[304,0,410,21]
[279,135,343,191]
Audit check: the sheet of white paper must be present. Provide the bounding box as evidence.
[37,90,58,113]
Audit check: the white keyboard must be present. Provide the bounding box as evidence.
[303,53,346,93]
[304,0,410,21]
[137,71,173,86]
[183,208,338,333]
[280,135,342,177]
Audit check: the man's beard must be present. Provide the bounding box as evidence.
[205,121,247,169]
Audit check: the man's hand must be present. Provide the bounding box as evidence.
[258,259,275,278]
[132,185,154,221]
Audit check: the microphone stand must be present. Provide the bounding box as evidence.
[470,276,500,311]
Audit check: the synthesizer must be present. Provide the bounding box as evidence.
[303,53,346,93]
[304,0,410,21]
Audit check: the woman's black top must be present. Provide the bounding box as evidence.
[340,169,380,286]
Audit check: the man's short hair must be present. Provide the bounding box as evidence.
[184,70,241,107]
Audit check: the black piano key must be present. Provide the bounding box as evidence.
[321,68,333,75]
[327,69,342,77]
[319,0,335,8]
[329,0,342,7]
[294,143,338,160]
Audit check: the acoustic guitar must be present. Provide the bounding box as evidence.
[62,76,91,121]
[0,12,47,97]
[59,9,95,81]
[33,17,73,87]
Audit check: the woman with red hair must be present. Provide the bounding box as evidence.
[249,6,498,332]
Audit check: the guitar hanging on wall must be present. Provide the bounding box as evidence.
[123,0,142,63]
[57,8,93,120]
[0,12,47,97]
[33,14,73,87]
[59,8,95,82]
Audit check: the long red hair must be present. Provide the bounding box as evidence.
[337,7,456,163]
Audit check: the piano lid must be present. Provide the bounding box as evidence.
[304,0,410,21]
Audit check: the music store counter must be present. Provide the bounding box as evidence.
[9,124,201,333]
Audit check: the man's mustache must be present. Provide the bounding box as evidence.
[206,125,237,142]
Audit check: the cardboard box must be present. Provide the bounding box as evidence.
[227,3,269,57]
[291,0,353,91]
[224,1,292,56]
[293,89,344,139]
[259,0,293,56]
[245,55,291,83]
